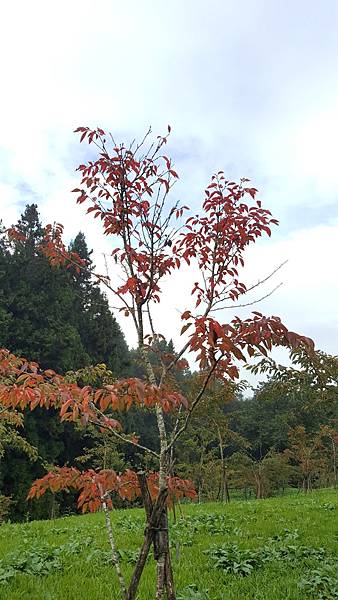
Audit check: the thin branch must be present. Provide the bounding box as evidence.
[210,283,283,312]
[88,404,159,459]
[242,260,287,296]
[101,493,127,599]
[169,405,182,471]
[167,363,218,451]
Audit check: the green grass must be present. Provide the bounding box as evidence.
[0,489,337,599]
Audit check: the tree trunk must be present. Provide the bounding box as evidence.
[165,547,175,600]
[331,434,337,488]
[217,427,226,503]
[198,448,205,504]
[255,469,264,499]
[126,486,168,600]
[102,497,127,600]
[155,555,166,600]
[139,340,174,599]
[154,409,173,599]
[307,475,312,492]
[154,506,175,600]
[133,472,175,600]
[224,470,230,503]
[216,427,230,504]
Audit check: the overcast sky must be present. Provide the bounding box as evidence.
[1,0,338,381]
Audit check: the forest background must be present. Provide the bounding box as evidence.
[0,204,336,522]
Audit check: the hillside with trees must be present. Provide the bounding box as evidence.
[0,205,130,520]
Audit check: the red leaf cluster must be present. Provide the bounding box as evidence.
[6,228,26,242]
[27,467,196,513]
[39,223,87,273]
[0,351,187,424]
[181,312,314,379]
[71,126,186,306]
[175,175,278,307]
[146,473,197,506]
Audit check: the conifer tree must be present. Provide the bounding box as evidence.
[69,232,130,375]
[0,206,132,519]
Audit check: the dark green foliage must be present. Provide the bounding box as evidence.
[0,205,132,520]
[68,232,130,376]
[0,534,95,584]
[230,352,338,462]
[177,586,211,600]
[204,543,263,575]
[299,564,338,599]
[175,513,234,535]
[205,536,332,577]
[1,207,88,371]
[0,546,63,582]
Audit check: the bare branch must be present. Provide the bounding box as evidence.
[88,403,159,459]
[210,283,283,312]
[167,363,219,451]
[242,260,287,295]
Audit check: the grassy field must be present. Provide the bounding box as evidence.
[0,488,337,599]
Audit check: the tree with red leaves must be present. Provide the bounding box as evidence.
[1,125,314,600]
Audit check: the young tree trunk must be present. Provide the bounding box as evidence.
[154,406,174,599]
[139,340,175,599]
[255,480,261,499]
[331,434,337,488]
[126,486,168,600]
[165,547,175,600]
[217,427,225,502]
[254,468,264,499]
[102,497,127,600]
[155,555,166,600]
[216,426,230,503]
[154,505,175,600]
[224,470,230,503]
[197,448,205,504]
[302,475,311,492]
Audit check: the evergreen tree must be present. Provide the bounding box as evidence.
[69,232,130,376]
[0,206,132,520]
[1,205,89,371]
[0,223,11,348]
